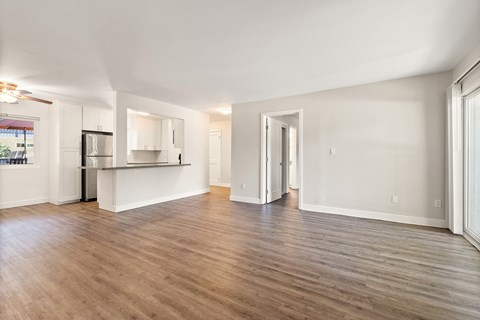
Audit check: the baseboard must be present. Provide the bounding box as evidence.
[210,182,231,188]
[301,203,448,228]
[49,198,81,206]
[230,195,261,204]
[0,197,49,209]
[114,188,211,212]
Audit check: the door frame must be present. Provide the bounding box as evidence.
[289,125,299,189]
[260,109,303,208]
[463,88,480,249]
[281,124,289,195]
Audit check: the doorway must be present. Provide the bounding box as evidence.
[260,110,303,209]
[464,88,480,248]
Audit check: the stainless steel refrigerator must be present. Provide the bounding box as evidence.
[82,132,113,201]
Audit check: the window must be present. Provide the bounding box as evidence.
[0,116,36,165]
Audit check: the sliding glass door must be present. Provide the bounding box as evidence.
[465,88,480,246]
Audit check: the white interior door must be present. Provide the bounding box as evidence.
[266,118,283,203]
[289,126,298,189]
[209,130,221,185]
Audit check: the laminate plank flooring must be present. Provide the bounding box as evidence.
[1,186,479,320]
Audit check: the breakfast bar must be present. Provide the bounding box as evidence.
[80,163,198,212]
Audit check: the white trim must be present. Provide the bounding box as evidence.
[230,195,261,204]
[260,109,303,207]
[0,164,41,170]
[210,182,231,187]
[447,84,464,234]
[49,199,80,206]
[301,203,448,228]
[280,122,289,195]
[0,197,49,209]
[0,113,40,121]
[454,57,480,84]
[463,88,480,246]
[464,232,480,252]
[110,188,211,212]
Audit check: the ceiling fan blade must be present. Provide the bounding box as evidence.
[16,95,53,105]
[13,90,32,95]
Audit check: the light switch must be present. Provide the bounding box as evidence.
[391,195,399,203]
[330,147,336,155]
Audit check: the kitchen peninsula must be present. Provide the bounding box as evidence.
[80,163,194,212]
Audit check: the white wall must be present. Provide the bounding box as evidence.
[231,71,452,227]
[114,92,210,201]
[453,42,480,81]
[209,120,231,186]
[0,101,50,208]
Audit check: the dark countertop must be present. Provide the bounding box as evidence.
[79,163,191,170]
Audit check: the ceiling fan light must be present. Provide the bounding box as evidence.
[0,93,18,103]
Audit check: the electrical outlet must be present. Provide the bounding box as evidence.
[391,195,399,203]
[241,184,246,190]
[330,147,336,155]
[434,199,442,208]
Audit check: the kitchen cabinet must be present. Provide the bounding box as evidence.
[161,119,183,149]
[127,111,184,164]
[61,103,83,149]
[172,119,184,149]
[161,119,173,150]
[137,117,155,150]
[83,106,113,132]
[60,149,82,202]
[154,120,162,151]
[128,116,163,151]
[49,101,82,204]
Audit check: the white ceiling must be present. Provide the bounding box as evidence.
[1,0,479,114]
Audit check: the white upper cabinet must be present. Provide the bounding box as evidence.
[128,116,164,151]
[154,119,162,151]
[126,109,184,164]
[137,117,155,150]
[83,106,113,132]
[161,119,173,150]
[82,106,98,131]
[172,118,184,149]
[98,108,114,132]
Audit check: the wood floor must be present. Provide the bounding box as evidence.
[1,187,480,320]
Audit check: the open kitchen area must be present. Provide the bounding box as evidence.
[41,91,207,214]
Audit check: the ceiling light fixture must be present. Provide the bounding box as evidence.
[127,109,150,116]
[0,82,52,104]
[217,107,232,115]
[0,92,18,103]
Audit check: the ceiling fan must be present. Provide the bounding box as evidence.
[0,82,53,105]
